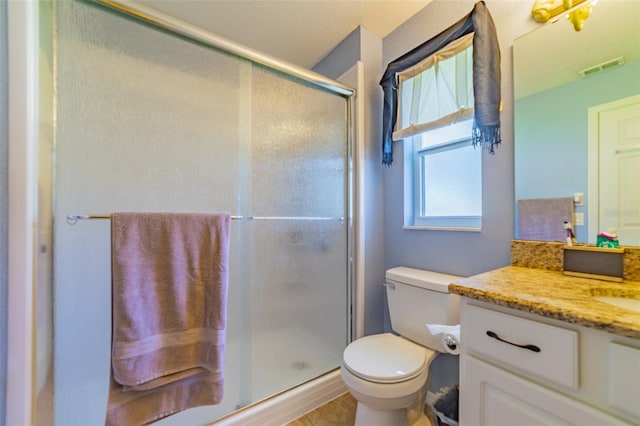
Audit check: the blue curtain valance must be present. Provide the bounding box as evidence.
[380,1,501,166]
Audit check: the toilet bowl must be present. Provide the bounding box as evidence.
[342,267,462,426]
[341,333,436,426]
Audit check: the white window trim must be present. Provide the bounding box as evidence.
[403,133,483,232]
[402,225,482,232]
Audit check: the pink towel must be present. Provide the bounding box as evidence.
[106,212,230,426]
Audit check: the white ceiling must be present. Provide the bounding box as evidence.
[138,0,432,69]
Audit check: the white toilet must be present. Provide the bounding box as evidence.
[341,266,461,426]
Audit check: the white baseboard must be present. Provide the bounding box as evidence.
[214,369,347,426]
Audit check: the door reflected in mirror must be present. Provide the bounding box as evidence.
[514,0,640,246]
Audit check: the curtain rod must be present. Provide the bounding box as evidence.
[66,214,345,225]
[91,0,355,98]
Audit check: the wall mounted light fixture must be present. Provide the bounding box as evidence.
[532,0,597,31]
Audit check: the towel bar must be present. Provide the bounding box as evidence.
[66,214,345,225]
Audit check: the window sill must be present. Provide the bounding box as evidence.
[402,225,482,232]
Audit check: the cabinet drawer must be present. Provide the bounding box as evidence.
[463,304,578,389]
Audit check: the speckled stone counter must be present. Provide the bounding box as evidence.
[510,240,640,281]
[449,266,640,339]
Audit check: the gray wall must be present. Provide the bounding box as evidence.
[313,26,387,335]
[314,1,543,332]
[382,0,538,278]
[313,27,362,78]
[0,1,8,423]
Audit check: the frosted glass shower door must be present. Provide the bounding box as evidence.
[52,1,350,424]
[242,67,349,401]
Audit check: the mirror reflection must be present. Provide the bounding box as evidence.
[514,0,640,246]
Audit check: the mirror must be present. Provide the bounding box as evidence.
[514,0,640,245]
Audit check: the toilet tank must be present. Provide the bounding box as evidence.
[385,266,462,347]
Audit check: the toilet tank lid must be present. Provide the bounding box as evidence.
[386,267,463,293]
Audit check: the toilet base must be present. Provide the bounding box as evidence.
[354,402,405,426]
[354,401,432,426]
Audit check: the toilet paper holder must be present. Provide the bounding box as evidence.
[442,334,458,351]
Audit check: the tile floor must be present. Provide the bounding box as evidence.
[286,392,442,426]
[286,393,357,426]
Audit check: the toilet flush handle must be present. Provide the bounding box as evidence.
[384,281,395,290]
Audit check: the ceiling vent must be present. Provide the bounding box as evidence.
[579,57,625,78]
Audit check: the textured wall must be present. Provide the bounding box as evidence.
[312,1,546,333]
[313,26,387,335]
[381,0,538,278]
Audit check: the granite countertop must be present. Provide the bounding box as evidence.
[449,266,640,339]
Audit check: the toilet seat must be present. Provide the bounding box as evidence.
[343,333,427,384]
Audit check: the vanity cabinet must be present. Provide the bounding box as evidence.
[463,356,626,425]
[459,298,640,426]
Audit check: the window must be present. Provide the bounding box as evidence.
[396,34,482,231]
[406,120,482,230]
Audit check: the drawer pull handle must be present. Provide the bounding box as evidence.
[486,331,541,353]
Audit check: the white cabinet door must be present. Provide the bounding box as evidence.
[460,356,628,426]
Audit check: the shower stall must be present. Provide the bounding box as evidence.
[20,0,353,424]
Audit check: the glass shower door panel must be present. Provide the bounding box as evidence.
[250,68,348,218]
[246,67,349,401]
[247,220,348,399]
[54,1,249,424]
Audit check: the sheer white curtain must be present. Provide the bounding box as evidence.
[394,33,474,141]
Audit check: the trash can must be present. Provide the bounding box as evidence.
[426,385,459,426]
[424,353,459,426]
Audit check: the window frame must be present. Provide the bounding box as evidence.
[404,129,483,232]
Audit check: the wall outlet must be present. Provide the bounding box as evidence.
[574,212,584,226]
